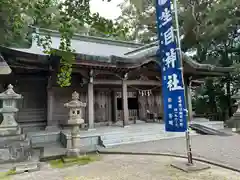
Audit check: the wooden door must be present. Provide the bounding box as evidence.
[116,91,138,121]
[94,90,111,124]
[16,78,47,130]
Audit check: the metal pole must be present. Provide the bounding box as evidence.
[172,0,193,165]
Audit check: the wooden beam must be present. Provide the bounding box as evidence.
[93,80,161,86]
[93,80,121,85]
[127,80,161,86]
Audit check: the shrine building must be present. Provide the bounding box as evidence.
[0,27,232,132]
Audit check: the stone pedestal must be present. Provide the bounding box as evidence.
[64,91,86,157]
[0,84,32,163]
[0,85,22,135]
[171,161,210,172]
[227,92,240,131]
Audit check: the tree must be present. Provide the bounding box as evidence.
[0,0,127,87]
[122,0,240,120]
[0,0,30,47]
[122,0,240,55]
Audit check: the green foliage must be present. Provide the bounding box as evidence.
[0,169,16,179]
[49,155,101,168]
[125,0,240,120]
[34,0,128,87]
[0,0,126,87]
[0,0,30,47]
[193,78,229,121]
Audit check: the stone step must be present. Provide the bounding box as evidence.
[102,133,181,144]
[101,130,166,140]
[100,125,172,138]
[101,131,197,147]
[101,126,165,136]
[0,138,30,148]
[0,134,26,145]
[102,135,177,147]
[102,132,198,147]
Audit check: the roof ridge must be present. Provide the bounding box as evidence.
[30,26,144,48]
[124,41,158,55]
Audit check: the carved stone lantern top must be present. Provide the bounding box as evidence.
[64,91,86,126]
[0,84,22,100]
[64,91,86,108]
[0,84,23,129]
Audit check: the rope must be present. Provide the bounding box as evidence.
[127,85,161,91]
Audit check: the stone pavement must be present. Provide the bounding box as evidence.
[10,155,240,180]
[99,134,240,169]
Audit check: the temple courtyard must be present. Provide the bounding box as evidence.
[1,134,240,180]
[6,154,240,180]
[99,133,240,169]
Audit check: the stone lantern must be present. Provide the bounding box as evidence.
[64,91,86,157]
[0,84,22,135]
[228,91,240,132]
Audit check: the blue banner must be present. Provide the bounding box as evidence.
[155,0,187,132]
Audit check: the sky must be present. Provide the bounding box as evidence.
[90,0,123,19]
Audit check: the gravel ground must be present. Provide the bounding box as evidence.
[100,134,240,169]
[7,155,240,180]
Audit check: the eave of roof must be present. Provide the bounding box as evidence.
[123,42,234,73]
[0,26,234,74]
[182,53,234,73]
[31,26,143,48]
[1,44,234,74]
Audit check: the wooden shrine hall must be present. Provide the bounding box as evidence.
[0,27,233,132]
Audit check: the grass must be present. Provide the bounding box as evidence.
[0,169,16,179]
[49,154,101,169]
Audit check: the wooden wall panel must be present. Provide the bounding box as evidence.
[94,90,111,124]
[138,90,163,120]
[116,90,138,121]
[52,87,87,125]
[15,78,47,130]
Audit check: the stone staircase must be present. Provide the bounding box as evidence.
[100,124,197,147]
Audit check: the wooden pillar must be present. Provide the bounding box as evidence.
[112,91,118,123]
[122,79,129,127]
[45,76,59,131]
[88,72,95,130]
[186,85,193,120]
[107,90,112,126]
[185,77,193,121]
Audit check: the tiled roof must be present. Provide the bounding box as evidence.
[11,27,143,57]
[121,41,233,73]
[0,27,234,73]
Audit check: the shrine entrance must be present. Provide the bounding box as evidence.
[115,91,139,122]
[117,97,139,121]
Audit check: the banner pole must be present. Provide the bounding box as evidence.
[172,0,193,165]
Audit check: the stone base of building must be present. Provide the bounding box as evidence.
[66,148,81,157]
[171,161,210,172]
[0,126,21,136]
[45,125,61,132]
[0,129,32,163]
